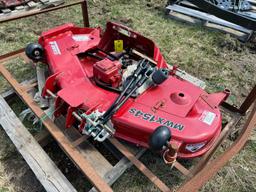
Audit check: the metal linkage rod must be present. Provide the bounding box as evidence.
[101,59,150,124]
[101,59,147,120]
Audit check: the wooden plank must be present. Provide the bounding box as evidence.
[72,135,89,147]
[15,6,25,11]
[0,74,112,177]
[1,78,36,100]
[0,96,77,192]
[166,4,253,42]
[102,140,124,160]
[34,128,53,147]
[110,138,171,192]
[204,22,249,40]
[89,148,146,192]
[0,64,113,192]
[169,11,202,24]
[2,9,11,14]
[1,79,146,191]
[1,82,145,189]
[27,1,38,8]
[55,117,113,177]
[1,82,112,177]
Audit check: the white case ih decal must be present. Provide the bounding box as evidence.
[129,108,184,131]
[49,41,61,55]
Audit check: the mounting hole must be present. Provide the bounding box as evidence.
[224,88,231,94]
[179,93,185,97]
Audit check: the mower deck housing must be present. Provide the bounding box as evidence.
[37,22,228,158]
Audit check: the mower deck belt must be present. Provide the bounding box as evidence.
[187,0,256,30]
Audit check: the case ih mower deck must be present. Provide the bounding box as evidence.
[0,1,256,192]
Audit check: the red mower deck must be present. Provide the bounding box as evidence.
[25,22,231,159]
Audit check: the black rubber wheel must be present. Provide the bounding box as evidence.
[152,68,169,85]
[149,126,171,151]
[25,43,44,62]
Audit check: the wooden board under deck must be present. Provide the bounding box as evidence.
[55,116,113,177]
[0,95,77,192]
[1,76,148,191]
[0,64,114,192]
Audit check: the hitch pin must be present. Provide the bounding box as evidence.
[163,143,179,167]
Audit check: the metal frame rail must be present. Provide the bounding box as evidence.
[0,0,90,27]
[0,0,90,59]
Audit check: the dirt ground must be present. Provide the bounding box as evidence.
[0,0,256,192]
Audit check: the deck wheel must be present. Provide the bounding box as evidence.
[149,126,171,151]
[25,43,44,62]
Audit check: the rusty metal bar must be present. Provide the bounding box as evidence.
[174,162,190,176]
[21,82,38,92]
[221,84,256,115]
[188,113,241,177]
[0,48,24,62]
[46,89,57,99]
[0,1,89,58]
[81,0,90,27]
[239,85,256,114]
[110,138,171,192]
[177,101,256,192]
[0,0,85,24]
[0,64,113,192]
[221,101,242,114]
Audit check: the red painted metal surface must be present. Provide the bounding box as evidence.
[39,22,228,158]
[93,58,122,88]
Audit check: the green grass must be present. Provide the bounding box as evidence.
[0,0,255,191]
[0,188,8,192]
